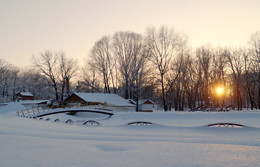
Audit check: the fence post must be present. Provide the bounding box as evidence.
[27,109,30,117]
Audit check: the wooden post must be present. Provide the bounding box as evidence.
[27,109,30,117]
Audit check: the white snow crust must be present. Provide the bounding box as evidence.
[0,102,260,167]
[19,92,34,97]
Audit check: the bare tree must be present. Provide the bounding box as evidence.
[113,31,145,99]
[59,54,78,100]
[225,48,244,110]
[168,54,189,111]
[33,51,60,100]
[0,59,19,102]
[16,68,51,100]
[130,46,150,111]
[80,62,102,93]
[89,36,116,93]
[211,48,227,83]
[249,31,260,109]
[196,46,213,106]
[33,50,78,101]
[165,36,190,111]
[242,49,257,109]
[210,48,229,107]
[184,55,197,110]
[0,59,10,87]
[145,26,181,111]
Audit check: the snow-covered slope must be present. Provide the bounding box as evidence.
[0,103,260,167]
[0,102,27,115]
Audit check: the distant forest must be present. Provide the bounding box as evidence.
[1,26,260,111]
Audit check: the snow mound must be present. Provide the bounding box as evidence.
[1,102,260,167]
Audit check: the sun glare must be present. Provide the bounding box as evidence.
[216,87,224,95]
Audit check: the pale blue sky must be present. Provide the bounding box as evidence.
[1,0,260,67]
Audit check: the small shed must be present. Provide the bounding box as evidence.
[16,92,34,101]
[64,93,136,111]
[138,99,155,112]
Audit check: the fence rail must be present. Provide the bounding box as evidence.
[17,107,49,117]
[17,105,129,118]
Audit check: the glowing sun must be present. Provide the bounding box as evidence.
[216,87,224,95]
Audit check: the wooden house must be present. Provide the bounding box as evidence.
[64,93,136,111]
[16,92,34,101]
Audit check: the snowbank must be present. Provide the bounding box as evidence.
[0,103,260,167]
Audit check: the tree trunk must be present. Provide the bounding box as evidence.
[12,75,17,101]
[236,82,242,110]
[54,83,59,101]
[161,74,167,111]
[258,84,260,109]
[66,78,70,97]
[125,76,129,99]
[61,81,65,101]
[110,69,117,93]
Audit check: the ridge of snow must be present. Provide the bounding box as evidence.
[18,92,33,96]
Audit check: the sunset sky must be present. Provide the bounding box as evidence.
[1,0,260,67]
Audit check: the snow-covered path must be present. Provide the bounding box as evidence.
[0,104,260,167]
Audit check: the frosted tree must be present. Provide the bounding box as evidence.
[113,31,146,99]
[16,68,51,100]
[33,51,60,100]
[89,36,116,93]
[33,50,78,101]
[80,62,102,93]
[0,59,19,102]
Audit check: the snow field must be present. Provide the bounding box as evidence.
[0,103,260,167]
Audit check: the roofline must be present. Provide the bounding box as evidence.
[65,92,136,107]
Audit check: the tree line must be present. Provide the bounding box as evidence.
[1,26,260,111]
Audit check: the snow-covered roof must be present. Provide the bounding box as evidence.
[74,93,135,107]
[138,99,154,104]
[18,92,33,97]
[21,100,49,105]
[128,99,136,105]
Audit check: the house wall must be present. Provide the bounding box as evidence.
[124,106,136,112]
[64,94,85,105]
[65,102,81,107]
[21,96,34,100]
[64,93,136,111]
[16,92,34,101]
[64,94,102,106]
[139,104,154,112]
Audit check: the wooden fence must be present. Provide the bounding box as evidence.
[17,107,48,117]
[16,105,129,118]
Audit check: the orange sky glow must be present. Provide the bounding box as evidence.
[1,0,260,67]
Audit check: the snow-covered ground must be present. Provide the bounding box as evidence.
[1,102,260,167]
